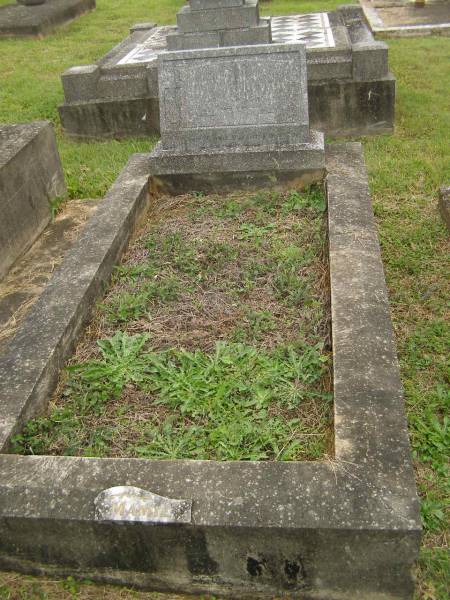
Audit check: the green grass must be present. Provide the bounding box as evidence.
[0,0,449,597]
[360,36,449,600]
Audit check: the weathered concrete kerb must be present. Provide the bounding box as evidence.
[0,121,66,280]
[0,144,420,598]
[0,153,150,450]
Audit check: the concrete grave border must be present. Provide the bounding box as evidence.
[0,0,96,38]
[0,121,66,281]
[0,144,421,599]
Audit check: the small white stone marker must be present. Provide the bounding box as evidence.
[94,486,192,524]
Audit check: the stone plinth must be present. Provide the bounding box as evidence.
[0,122,66,280]
[148,43,325,192]
[167,0,271,50]
[0,0,95,37]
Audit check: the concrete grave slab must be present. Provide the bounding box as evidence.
[360,0,450,37]
[0,144,421,598]
[59,6,395,140]
[0,0,96,38]
[0,121,66,281]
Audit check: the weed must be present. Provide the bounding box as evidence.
[12,333,331,462]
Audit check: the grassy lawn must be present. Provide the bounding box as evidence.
[363,36,449,600]
[11,187,332,461]
[0,0,449,598]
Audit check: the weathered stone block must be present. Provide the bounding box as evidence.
[148,132,325,194]
[190,0,244,10]
[0,122,66,280]
[353,41,389,80]
[176,0,259,33]
[166,30,220,50]
[158,44,310,153]
[61,65,100,103]
[167,20,271,50]
[221,19,271,45]
[96,70,149,100]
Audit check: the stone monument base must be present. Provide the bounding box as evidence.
[148,131,325,195]
[0,0,95,38]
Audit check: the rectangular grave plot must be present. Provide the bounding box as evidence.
[9,185,332,463]
[0,145,420,600]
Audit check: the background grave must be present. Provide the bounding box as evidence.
[0,0,96,37]
[59,5,395,139]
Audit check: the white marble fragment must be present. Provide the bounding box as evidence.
[94,486,192,524]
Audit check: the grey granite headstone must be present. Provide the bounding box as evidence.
[148,43,325,191]
[159,43,309,152]
[166,0,271,50]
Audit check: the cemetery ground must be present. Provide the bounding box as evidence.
[0,0,448,599]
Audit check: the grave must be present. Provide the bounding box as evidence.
[59,4,396,139]
[0,145,421,599]
[0,121,66,281]
[0,4,420,597]
[0,0,96,37]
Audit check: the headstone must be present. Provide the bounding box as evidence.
[0,122,66,280]
[148,43,325,193]
[166,0,271,50]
